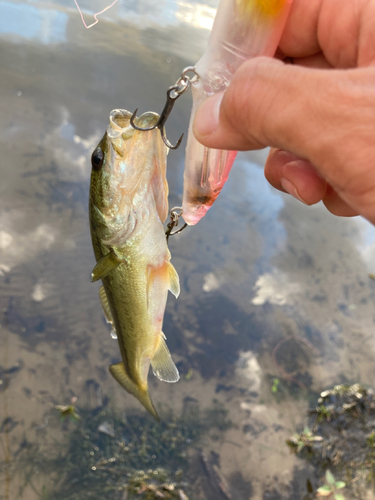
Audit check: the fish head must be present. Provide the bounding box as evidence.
[89,109,169,245]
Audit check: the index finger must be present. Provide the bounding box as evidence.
[279,0,361,68]
[278,0,321,58]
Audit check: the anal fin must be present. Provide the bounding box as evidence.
[91,251,123,282]
[151,334,179,383]
[167,262,180,298]
[109,362,159,421]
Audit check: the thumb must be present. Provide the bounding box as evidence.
[193,57,292,151]
[193,57,375,222]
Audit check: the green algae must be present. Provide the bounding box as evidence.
[0,400,232,500]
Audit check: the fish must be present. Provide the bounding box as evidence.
[89,109,180,420]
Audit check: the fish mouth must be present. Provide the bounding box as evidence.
[109,109,160,132]
[109,109,132,131]
[107,109,134,141]
[133,111,159,129]
[107,109,159,142]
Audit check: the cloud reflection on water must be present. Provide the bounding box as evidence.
[252,270,301,306]
[175,1,215,30]
[42,107,100,182]
[354,217,375,272]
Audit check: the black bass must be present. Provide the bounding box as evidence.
[89,109,180,420]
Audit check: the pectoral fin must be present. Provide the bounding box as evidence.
[91,251,122,282]
[109,362,160,421]
[151,334,179,383]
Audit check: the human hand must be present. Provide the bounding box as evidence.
[193,0,375,224]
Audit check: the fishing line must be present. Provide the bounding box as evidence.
[74,0,119,29]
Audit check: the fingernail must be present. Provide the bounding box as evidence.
[280,177,308,205]
[193,92,223,138]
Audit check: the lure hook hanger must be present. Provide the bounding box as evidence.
[130,66,198,150]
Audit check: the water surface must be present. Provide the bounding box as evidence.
[1,1,375,498]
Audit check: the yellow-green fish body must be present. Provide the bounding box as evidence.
[89,110,180,420]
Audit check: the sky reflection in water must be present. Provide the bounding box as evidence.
[0,1,68,43]
[0,0,216,46]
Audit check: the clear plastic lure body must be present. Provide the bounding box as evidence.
[182,0,293,225]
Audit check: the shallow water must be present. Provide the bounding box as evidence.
[1,1,375,499]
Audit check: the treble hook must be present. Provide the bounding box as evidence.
[165,207,187,242]
[130,67,198,149]
[130,85,183,150]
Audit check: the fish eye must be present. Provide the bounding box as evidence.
[91,147,104,170]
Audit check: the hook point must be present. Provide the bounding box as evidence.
[162,132,184,150]
[130,108,159,132]
[130,108,139,130]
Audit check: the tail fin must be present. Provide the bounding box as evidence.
[109,362,160,421]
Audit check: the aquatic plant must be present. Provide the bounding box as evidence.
[314,404,334,423]
[271,378,280,394]
[126,468,187,499]
[286,426,323,454]
[366,431,375,448]
[54,403,81,422]
[45,408,198,499]
[287,384,375,498]
[0,399,233,500]
[316,470,345,499]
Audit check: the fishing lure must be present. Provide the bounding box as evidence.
[181,0,293,225]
